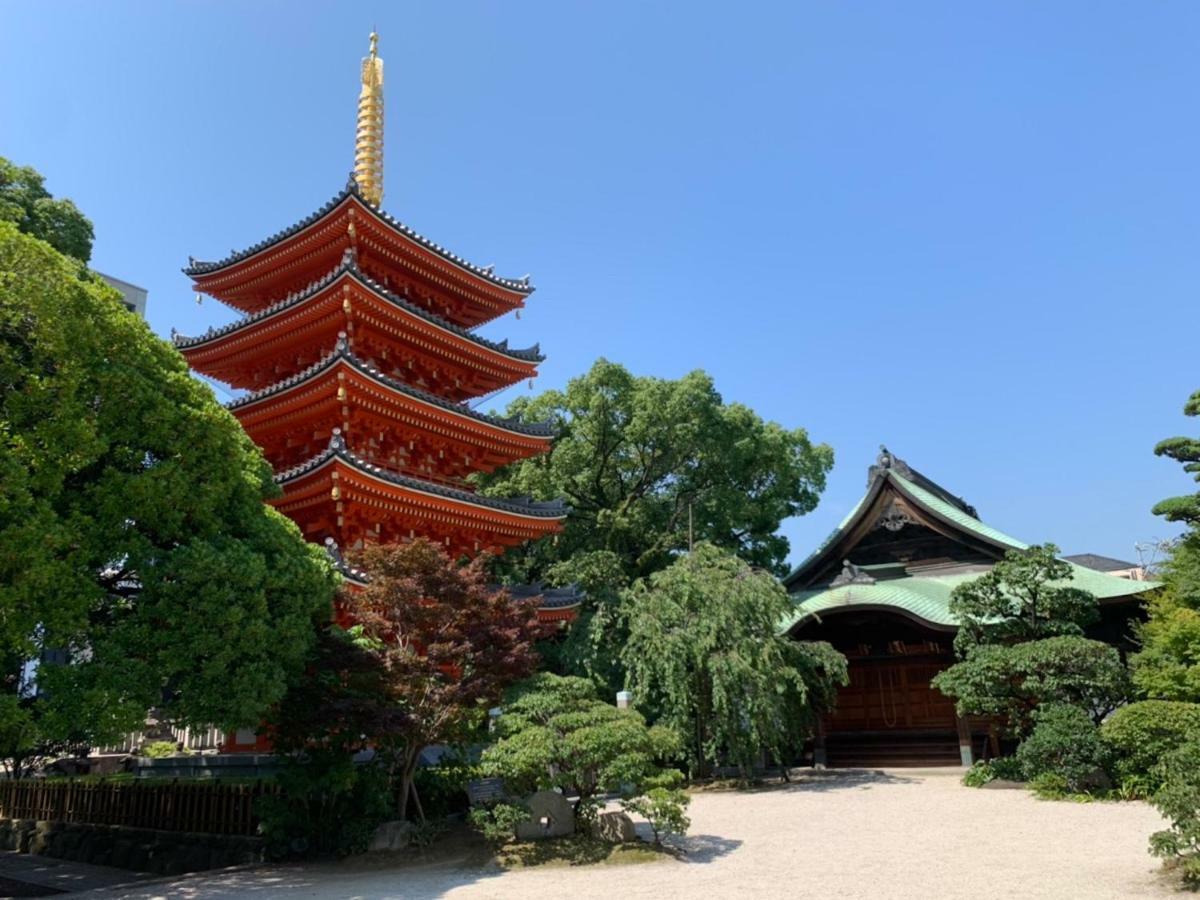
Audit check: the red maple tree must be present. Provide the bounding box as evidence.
[348,538,544,820]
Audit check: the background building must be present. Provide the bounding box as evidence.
[97,272,148,317]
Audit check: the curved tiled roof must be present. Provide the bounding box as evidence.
[782,567,1158,635]
[278,431,569,519]
[184,178,534,294]
[228,333,555,438]
[173,251,544,363]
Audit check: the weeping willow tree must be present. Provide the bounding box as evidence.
[620,543,846,777]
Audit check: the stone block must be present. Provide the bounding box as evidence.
[590,811,636,844]
[514,790,574,841]
[368,820,413,852]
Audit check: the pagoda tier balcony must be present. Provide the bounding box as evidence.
[228,334,554,478]
[273,432,567,558]
[174,255,542,401]
[184,180,532,327]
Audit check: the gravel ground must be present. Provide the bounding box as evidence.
[74,769,1173,900]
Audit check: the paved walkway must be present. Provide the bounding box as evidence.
[0,852,152,897]
[72,770,1173,899]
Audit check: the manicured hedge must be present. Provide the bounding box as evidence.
[1102,700,1200,791]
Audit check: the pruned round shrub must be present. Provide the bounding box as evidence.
[1102,700,1200,794]
[1016,703,1111,793]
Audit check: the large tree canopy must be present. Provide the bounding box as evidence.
[0,220,336,770]
[478,358,833,583]
[0,158,94,263]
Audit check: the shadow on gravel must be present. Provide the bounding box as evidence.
[695,768,923,796]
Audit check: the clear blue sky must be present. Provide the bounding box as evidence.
[4,2,1197,569]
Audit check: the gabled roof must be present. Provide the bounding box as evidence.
[228,333,554,439]
[277,431,568,520]
[185,178,533,295]
[783,446,1025,591]
[174,251,543,363]
[782,447,1160,632]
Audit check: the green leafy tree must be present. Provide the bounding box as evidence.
[1151,388,1200,527]
[1132,389,1200,702]
[479,673,683,820]
[259,627,404,858]
[949,544,1096,654]
[1150,736,1200,886]
[0,158,94,263]
[478,359,833,584]
[621,543,847,777]
[0,220,336,774]
[932,545,1128,736]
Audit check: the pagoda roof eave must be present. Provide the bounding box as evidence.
[183,181,533,297]
[278,433,569,521]
[173,255,544,364]
[228,335,556,440]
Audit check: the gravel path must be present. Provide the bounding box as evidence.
[74,769,1173,900]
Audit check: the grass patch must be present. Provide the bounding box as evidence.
[493,833,673,869]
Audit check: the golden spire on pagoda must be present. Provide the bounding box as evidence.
[355,31,385,206]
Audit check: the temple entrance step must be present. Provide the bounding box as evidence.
[825,732,961,768]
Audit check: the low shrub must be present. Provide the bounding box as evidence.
[411,757,481,821]
[141,741,180,758]
[1016,703,1111,793]
[962,756,1024,788]
[468,801,530,844]
[622,772,690,846]
[257,755,392,859]
[1102,701,1200,794]
[1149,736,1200,886]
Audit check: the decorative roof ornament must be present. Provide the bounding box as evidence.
[868,444,914,487]
[355,32,385,206]
[830,560,876,588]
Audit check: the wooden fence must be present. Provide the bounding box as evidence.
[0,779,278,836]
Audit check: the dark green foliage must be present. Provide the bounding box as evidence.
[258,756,392,859]
[411,757,481,820]
[621,544,847,776]
[478,359,833,584]
[0,221,336,775]
[932,545,1126,739]
[1152,388,1200,528]
[1149,736,1200,886]
[0,158,94,262]
[1132,536,1200,702]
[259,627,405,858]
[932,636,1129,735]
[962,756,1025,787]
[950,544,1096,655]
[1016,703,1111,792]
[480,673,683,821]
[1102,701,1200,795]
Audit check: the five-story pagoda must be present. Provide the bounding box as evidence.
[177,34,571,617]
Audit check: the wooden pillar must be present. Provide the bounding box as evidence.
[956,714,973,767]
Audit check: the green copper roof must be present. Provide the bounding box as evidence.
[890,473,1028,551]
[783,567,1159,634]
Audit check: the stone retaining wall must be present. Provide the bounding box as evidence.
[0,818,264,876]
